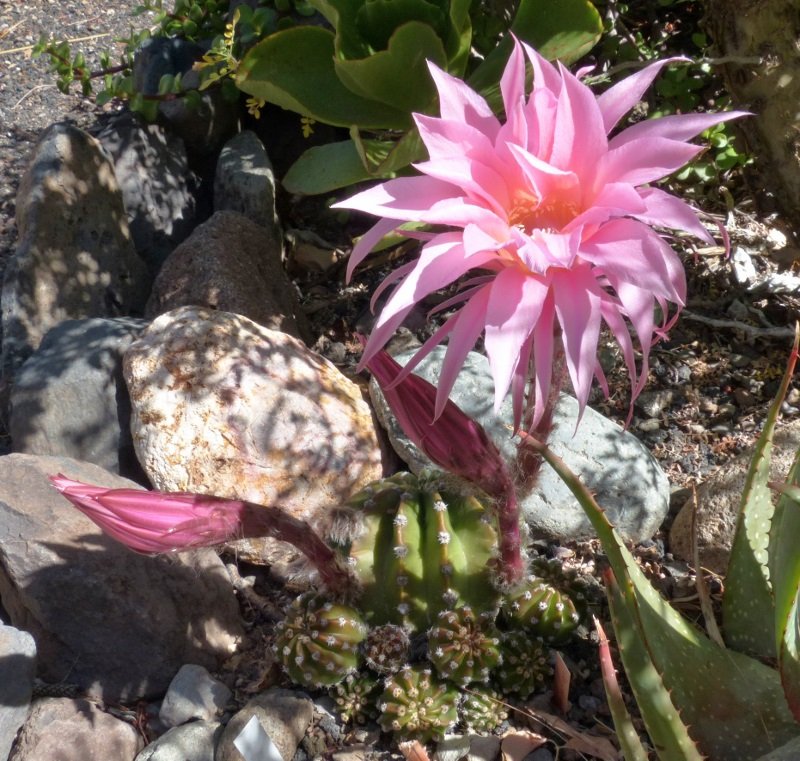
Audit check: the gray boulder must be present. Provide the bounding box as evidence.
[135,721,222,761]
[9,317,148,482]
[0,123,151,410]
[0,454,243,702]
[0,624,36,761]
[159,664,232,727]
[370,348,670,544]
[98,111,200,272]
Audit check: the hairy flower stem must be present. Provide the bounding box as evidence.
[240,502,355,595]
[494,485,525,587]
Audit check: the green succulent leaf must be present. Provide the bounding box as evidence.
[354,0,446,52]
[236,26,410,129]
[469,0,602,109]
[723,332,799,657]
[526,436,800,759]
[334,21,446,113]
[283,141,375,195]
[350,126,425,176]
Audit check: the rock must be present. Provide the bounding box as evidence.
[9,317,148,482]
[135,720,222,761]
[436,735,471,761]
[635,389,674,418]
[124,306,383,566]
[468,736,501,761]
[8,697,143,761]
[98,111,200,272]
[159,664,232,727]
[669,419,800,574]
[132,37,237,155]
[0,123,151,406]
[0,454,242,702]
[370,348,670,544]
[216,688,313,761]
[145,211,308,342]
[214,131,281,249]
[0,624,37,761]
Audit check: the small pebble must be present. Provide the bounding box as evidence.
[698,398,718,415]
[577,695,601,716]
[717,403,737,419]
[637,419,661,433]
[711,424,732,435]
[734,388,755,407]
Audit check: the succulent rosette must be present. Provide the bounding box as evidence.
[335,40,746,429]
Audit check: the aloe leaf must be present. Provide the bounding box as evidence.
[524,436,800,758]
[282,141,375,195]
[236,27,410,130]
[334,22,446,113]
[469,0,602,107]
[770,328,800,718]
[601,579,702,761]
[723,330,799,657]
[595,617,653,761]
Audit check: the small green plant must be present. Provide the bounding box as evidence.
[529,331,800,759]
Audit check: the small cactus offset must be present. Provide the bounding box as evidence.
[273,593,367,688]
[493,632,552,698]
[428,606,502,686]
[331,672,382,725]
[342,472,500,631]
[364,624,411,674]
[378,665,459,741]
[459,686,508,733]
[502,574,582,643]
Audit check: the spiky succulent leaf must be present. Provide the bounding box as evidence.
[723,331,799,657]
[493,632,551,698]
[378,665,459,741]
[428,606,501,686]
[459,686,508,733]
[526,438,800,759]
[274,593,366,687]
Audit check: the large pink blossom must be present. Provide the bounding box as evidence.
[335,41,745,429]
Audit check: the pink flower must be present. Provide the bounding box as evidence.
[335,41,746,429]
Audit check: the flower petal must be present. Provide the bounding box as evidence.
[610,110,749,150]
[427,60,500,138]
[598,137,703,187]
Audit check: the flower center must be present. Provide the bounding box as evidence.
[508,190,579,234]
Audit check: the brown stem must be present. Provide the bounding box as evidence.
[241,502,356,596]
[493,484,525,587]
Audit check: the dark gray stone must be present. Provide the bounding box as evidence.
[135,721,222,761]
[0,454,243,702]
[370,348,670,544]
[0,624,36,761]
[9,317,148,482]
[1,123,151,412]
[98,112,200,272]
[8,697,143,761]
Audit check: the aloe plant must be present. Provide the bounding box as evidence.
[527,331,800,759]
[236,0,603,193]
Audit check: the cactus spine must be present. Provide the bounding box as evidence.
[428,606,501,686]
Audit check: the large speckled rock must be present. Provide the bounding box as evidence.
[0,123,151,406]
[0,454,242,702]
[370,347,670,544]
[124,306,383,564]
[670,419,800,574]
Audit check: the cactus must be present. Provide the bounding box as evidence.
[341,472,500,631]
[273,593,367,688]
[364,624,411,675]
[427,606,502,686]
[378,665,459,741]
[493,632,552,698]
[331,672,382,725]
[501,574,582,643]
[459,686,508,733]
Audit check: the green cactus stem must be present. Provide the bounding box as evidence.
[273,593,367,688]
[331,672,382,725]
[493,632,552,698]
[342,472,499,631]
[364,623,411,674]
[459,686,508,733]
[502,574,582,643]
[378,664,459,741]
[428,606,502,686]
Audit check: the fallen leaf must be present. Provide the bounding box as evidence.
[399,740,431,761]
[500,730,547,761]
[552,651,571,714]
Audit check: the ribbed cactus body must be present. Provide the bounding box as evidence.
[494,632,552,698]
[331,672,382,725]
[364,623,411,674]
[273,593,367,688]
[345,473,499,631]
[378,665,459,741]
[428,606,502,686]
[459,686,508,733]
[502,574,582,643]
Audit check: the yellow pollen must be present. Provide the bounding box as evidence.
[508,189,579,233]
